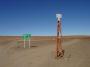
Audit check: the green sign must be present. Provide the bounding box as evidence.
[21,34,31,41]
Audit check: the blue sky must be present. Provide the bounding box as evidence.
[0,0,90,36]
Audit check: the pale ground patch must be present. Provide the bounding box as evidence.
[0,37,90,67]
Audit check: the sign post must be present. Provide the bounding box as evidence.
[22,34,31,48]
[28,34,31,48]
[29,38,30,48]
[56,14,64,58]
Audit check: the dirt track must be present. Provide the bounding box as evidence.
[0,37,90,67]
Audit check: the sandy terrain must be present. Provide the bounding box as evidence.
[0,36,90,67]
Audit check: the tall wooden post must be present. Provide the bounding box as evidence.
[56,14,64,58]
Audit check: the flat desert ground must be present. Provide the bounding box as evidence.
[0,36,90,67]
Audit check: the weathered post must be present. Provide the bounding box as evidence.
[56,14,64,58]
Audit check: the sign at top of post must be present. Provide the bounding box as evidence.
[21,34,31,41]
[56,14,62,21]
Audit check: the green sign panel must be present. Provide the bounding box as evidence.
[21,34,31,41]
